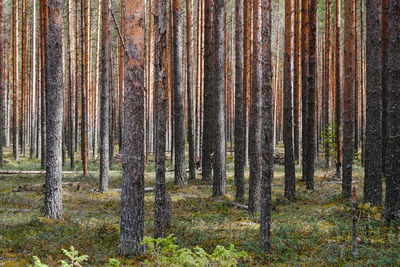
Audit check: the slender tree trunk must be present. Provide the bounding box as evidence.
[186,0,196,181]
[283,0,296,199]
[118,0,125,151]
[293,0,300,163]
[381,0,388,176]
[260,0,273,253]
[99,0,110,192]
[353,0,359,157]
[118,0,145,256]
[12,0,19,160]
[304,0,317,190]
[342,0,355,198]
[44,0,64,220]
[249,0,262,212]
[81,0,88,176]
[0,0,3,166]
[173,0,187,186]
[364,0,382,206]
[154,0,169,238]
[93,0,102,158]
[324,0,332,167]
[384,0,400,221]
[234,0,245,201]
[301,0,309,181]
[202,0,214,182]
[68,0,75,169]
[335,0,342,178]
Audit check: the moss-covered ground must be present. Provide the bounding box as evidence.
[0,147,399,266]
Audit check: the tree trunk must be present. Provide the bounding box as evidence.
[364,0,382,206]
[304,0,317,190]
[335,0,342,179]
[234,0,245,201]
[301,0,309,182]
[342,0,355,198]
[381,0,388,176]
[293,0,300,163]
[44,0,64,220]
[249,0,262,212]
[202,0,214,182]
[0,0,3,166]
[154,0,169,238]
[384,0,400,221]
[12,0,19,160]
[173,0,187,186]
[283,0,296,199]
[118,0,145,256]
[81,0,88,176]
[260,0,273,253]
[68,0,76,169]
[186,0,196,181]
[99,0,110,192]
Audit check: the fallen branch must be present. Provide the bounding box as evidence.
[215,199,248,210]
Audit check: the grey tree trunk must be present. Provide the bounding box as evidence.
[186,0,196,181]
[99,0,110,192]
[234,0,245,201]
[384,0,400,221]
[154,0,169,238]
[212,0,226,197]
[260,0,273,253]
[118,0,145,256]
[249,0,262,212]
[202,0,214,182]
[44,0,64,220]
[304,0,317,191]
[173,0,187,186]
[364,0,382,206]
[283,0,296,199]
[301,0,309,182]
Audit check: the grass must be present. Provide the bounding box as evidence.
[0,147,399,266]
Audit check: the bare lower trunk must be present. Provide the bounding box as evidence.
[44,0,64,220]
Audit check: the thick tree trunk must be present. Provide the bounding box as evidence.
[234,0,245,201]
[249,0,262,212]
[283,0,296,199]
[212,0,226,197]
[202,0,214,182]
[260,0,273,253]
[384,0,400,221]
[118,0,145,257]
[173,0,187,186]
[364,0,382,206]
[342,0,355,198]
[154,0,169,238]
[44,0,64,220]
[186,0,196,181]
[99,0,110,192]
[304,0,317,190]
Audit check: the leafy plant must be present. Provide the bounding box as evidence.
[322,123,338,163]
[141,235,248,267]
[60,246,89,267]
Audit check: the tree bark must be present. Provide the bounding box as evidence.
[293,0,300,163]
[381,0,388,176]
[301,0,309,182]
[335,0,342,179]
[118,0,145,257]
[99,0,110,192]
[44,0,64,220]
[342,0,355,198]
[173,0,187,186]
[384,0,400,221]
[260,0,273,253]
[364,0,382,206]
[283,0,296,199]
[0,0,3,166]
[234,0,245,201]
[202,0,214,182]
[186,0,196,181]
[249,0,262,212]
[81,0,88,176]
[154,0,169,238]
[12,0,19,160]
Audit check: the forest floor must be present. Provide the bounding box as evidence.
[0,147,400,266]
